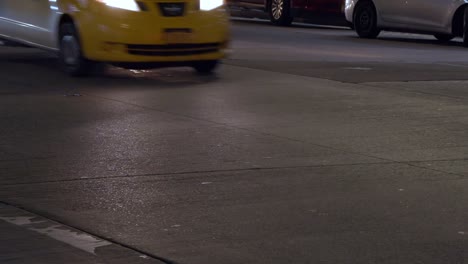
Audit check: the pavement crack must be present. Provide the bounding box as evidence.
[2,159,468,187]
[0,161,393,186]
[361,82,468,101]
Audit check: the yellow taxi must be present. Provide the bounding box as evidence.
[0,0,230,76]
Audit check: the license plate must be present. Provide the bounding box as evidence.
[164,29,193,44]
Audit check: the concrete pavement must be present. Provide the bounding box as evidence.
[2,20,468,263]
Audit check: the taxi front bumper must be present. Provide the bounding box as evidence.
[78,4,230,64]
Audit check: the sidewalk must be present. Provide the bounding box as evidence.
[0,203,168,264]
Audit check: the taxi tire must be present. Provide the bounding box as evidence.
[463,7,468,47]
[353,1,380,39]
[193,60,219,75]
[59,22,95,77]
[269,0,293,26]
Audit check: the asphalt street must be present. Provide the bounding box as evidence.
[1,20,468,264]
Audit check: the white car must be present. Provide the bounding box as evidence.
[345,0,468,45]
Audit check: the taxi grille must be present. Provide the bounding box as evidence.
[127,43,221,56]
[158,3,186,16]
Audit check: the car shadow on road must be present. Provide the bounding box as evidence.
[0,51,221,92]
[347,35,465,48]
[231,18,350,31]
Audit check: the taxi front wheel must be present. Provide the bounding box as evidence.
[192,60,219,75]
[59,22,95,76]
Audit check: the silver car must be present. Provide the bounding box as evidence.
[344,0,468,45]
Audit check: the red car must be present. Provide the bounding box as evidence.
[228,0,347,27]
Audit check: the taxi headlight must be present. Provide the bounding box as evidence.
[200,0,224,11]
[97,0,140,11]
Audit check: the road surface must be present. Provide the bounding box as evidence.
[1,20,468,264]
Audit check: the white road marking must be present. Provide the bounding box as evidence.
[30,225,111,254]
[0,215,111,255]
[0,216,45,226]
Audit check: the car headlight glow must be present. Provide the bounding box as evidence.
[97,0,140,11]
[200,0,224,11]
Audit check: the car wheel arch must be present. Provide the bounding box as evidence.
[452,4,468,37]
[265,0,270,11]
[57,15,75,44]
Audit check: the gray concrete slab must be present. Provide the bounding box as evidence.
[1,164,467,264]
[2,20,468,264]
[70,65,468,163]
